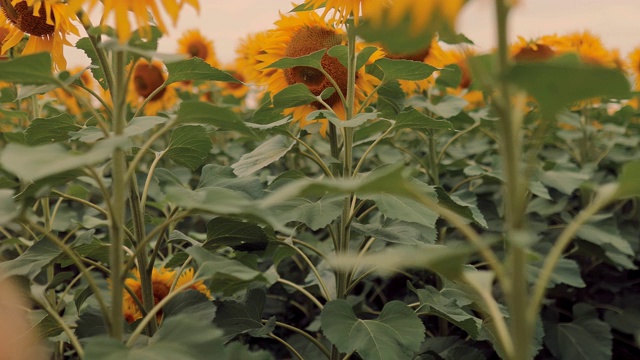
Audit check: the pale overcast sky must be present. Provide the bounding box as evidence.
[66,0,640,66]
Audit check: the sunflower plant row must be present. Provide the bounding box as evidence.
[0,0,639,359]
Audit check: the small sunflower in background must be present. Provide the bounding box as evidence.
[0,0,79,69]
[122,267,211,324]
[51,67,94,115]
[381,37,439,95]
[218,66,249,100]
[127,58,178,116]
[68,0,199,42]
[177,28,219,68]
[556,31,622,69]
[258,10,380,136]
[510,36,557,62]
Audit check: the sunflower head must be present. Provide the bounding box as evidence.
[0,0,54,36]
[283,25,346,106]
[177,28,219,68]
[127,59,178,115]
[511,37,556,62]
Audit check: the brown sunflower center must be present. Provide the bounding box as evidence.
[187,41,208,60]
[514,44,555,62]
[0,0,55,37]
[386,46,431,62]
[133,62,167,101]
[283,25,345,107]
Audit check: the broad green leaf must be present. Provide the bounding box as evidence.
[0,53,55,84]
[205,217,269,251]
[163,290,216,320]
[327,45,379,70]
[124,116,168,137]
[436,188,488,228]
[615,160,640,198]
[165,125,212,170]
[307,110,378,129]
[506,60,630,116]
[377,80,406,117]
[413,286,483,338]
[176,101,255,137]
[76,38,108,89]
[0,136,128,182]
[392,108,454,131]
[271,195,343,231]
[363,192,439,228]
[24,114,79,145]
[68,127,105,143]
[526,258,586,288]
[540,167,590,195]
[29,310,64,338]
[164,186,253,216]
[0,239,60,279]
[424,95,469,119]
[231,135,295,177]
[321,300,425,360]
[577,221,634,256]
[419,336,486,360]
[198,164,264,198]
[0,189,17,225]
[213,287,275,339]
[545,304,612,360]
[374,58,438,81]
[272,83,319,108]
[165,57,241,83]
[266,49,325,70]
[84,315,227,360]
[352,220,437,245]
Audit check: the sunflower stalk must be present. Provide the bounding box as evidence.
[494,1,532,359]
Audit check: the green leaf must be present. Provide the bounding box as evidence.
[0,189,17,225]
[615,160,640,198]
[231,135,295,177]
[506,60,630,116]
[176,101,256,137]
[124,116,168,137]
[163,290,216,320]
[266,49,325,70]
[374,58,437,81]
[272,83,319,108]
[213,287,274,339]
[527,257,586,288]
[84,315,226,360]
[0,53,55,84]
[24,114,78,145]
[307,110,378,129]
[577,220,634,257]
[363,192,439,228]
[377,80,406,117]
[0,239,60,279]
[205,217,269,251]
[165,57,241,84]
[392,108,455,131]
[322,300,425,360]
[76,38,108,89]
[198,164,264,198]
[165,125,212,170]
[540,167,590,195]
[0,137,128,182]
[413,285,483,338]
[545,304,612,360]
[423,95,469,119]
[327,45,379,70]
[352,220,437,245]
[271,195,343,231]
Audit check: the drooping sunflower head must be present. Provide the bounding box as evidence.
[127,58,178,115]
[177,28,219,68]
[0,0,79,69]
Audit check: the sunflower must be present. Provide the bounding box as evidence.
[235,30,277,86]
[51,66,94,115]
[303,0,378,25]
[382,37,437,95]
[258,11,381,135]
[366,0,464,35]
[122,267,210,324]
[0,0,79,69]
[218,65,249,99]
[126,58,178,115]
[628,47,640,90]
[555,31,620,68]
[177,28,219,68]
[68,0,199,42]
[510,36,556,62]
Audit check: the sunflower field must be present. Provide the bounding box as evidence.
[0,0,639,359]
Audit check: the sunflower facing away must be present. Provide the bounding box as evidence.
[258,10,380,135]
[0,0,79,69]
[127,58,178,115]
[68,0,199,42]
[122,267,211,324]
[177,28,219,68]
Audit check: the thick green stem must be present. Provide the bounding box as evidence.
[495,1,531,359]
[108,50,128,341]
